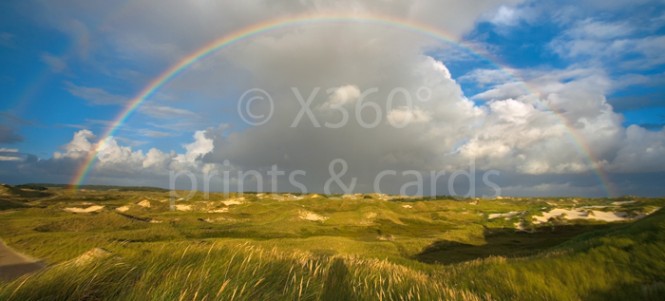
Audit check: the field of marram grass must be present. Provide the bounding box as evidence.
[0,184,664,300]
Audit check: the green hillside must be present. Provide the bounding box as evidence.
[0,186,663,300]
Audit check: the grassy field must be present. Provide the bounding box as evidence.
[0,184,664,300]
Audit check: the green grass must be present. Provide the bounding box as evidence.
[0,185,664,300]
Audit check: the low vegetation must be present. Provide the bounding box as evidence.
[0,185,663,300]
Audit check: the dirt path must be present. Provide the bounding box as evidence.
[0,240,44,281]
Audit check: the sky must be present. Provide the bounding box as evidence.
[1,0,665,197]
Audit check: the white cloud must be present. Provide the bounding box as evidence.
[54,129,95,160]
[320,85,361,110]
[567,18,635,39]
[177,130,214,164]
[138,104,199,119]
[0,148,22,162]
[490,6,519,26]
[459,68,514,87]
[41,53,67,73]
[65,82,127,105]
[42,129,213,183]
[610,125,665,173]
[138,129,174,138]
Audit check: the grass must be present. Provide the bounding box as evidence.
[0,185,664,300]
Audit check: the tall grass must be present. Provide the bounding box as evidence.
[1,189,664,300]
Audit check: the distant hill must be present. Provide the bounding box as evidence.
[18,183,168,192]
[0,184,52,198]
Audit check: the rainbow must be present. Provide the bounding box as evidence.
[70,12,616,196]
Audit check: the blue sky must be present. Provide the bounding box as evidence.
[1,0,665,196]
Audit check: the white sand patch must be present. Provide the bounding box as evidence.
[402,204,413,209]
[71,248,111,266]
[149,219,163,224]
[63,205,104,213]
[272,194,303,201]
[175,204,192,211]
[533,208,630,224]
[488,211,521,220]
[588,210,628,222]
[222,197,245,206]
[137,199,151,208]
[115,206,130,213]
[514,221,527,231]
[299,210,328,222]
[612,200,636,206]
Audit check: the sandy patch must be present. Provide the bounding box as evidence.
[64,205,105,213]
[175,204,192,211]
[137,199,151,208]
[488,211,521,220]
[343,194,362,200]
[402,204,413,209]
[299,210,328,222]
[222,197,245,206]
[0,240,44,281]
[588,210,628,222]
[514,221,527,231]
[612,200,636,206]
[71,248,112,266]
[533,208,630,224]
[115,206,130,212]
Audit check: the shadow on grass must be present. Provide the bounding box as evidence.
[0,199,29,211]
[415,224,614,265]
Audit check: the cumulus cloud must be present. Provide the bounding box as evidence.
[19,129,212,186]
[54,129,95,160]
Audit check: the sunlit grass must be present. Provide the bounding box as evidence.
[1,187,664,300]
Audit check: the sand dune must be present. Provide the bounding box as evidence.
[63,205,105,213]
[533,208,630,224]
[299,210,328,222]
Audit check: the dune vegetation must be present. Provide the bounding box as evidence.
[0,184,664,300]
